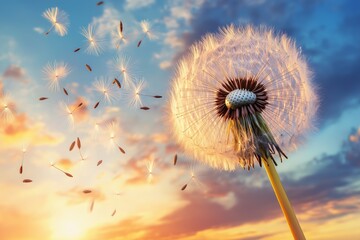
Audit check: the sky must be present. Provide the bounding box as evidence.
[0,0,360,240]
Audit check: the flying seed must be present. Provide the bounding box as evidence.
[23,179,33,183]
[85,64,92,72]
[94,101,100,109]
[69,141,76,151]
[77,137,81,149]
[39,97,48,101]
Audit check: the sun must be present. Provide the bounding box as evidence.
[51,217,86,240]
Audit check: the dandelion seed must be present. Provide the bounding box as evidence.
[61,102,83,127]
[112,55,136,88]
[107,121,126,152]
[97,160,103,166]
[51,162,73,177]
[137,20,157,47]
[94,101,100,109]
[81,24,103,55]
[118,146,125,154]
[74,48,81,52]
[137,40,142,47]
[39,97,48,101]
[181,184,187,191]
[85,64,92,72]
[89,199,95,212]
[146,158,155,184]
[63,88,69,95]
[23,179,33,183]
[168,25,317,239]
[126,79,146,107]
[112,78,121,88]
[93,77,118,104]
[69,141,76,151]
[140,106,150,110]
[43,61,70,92]
[173,154,177,165]
[97,1,104,6]
[77,137,81,149]
[111,209,116,216]
[19,147,27,174]
[112,21,127,49]
[0,93,15,122]
[83,190,92,194]
[42,7,69,36]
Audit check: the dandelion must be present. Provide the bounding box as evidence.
[168,25,318,239]
[112,21,127,49]
[0,93,15,122]
[111,55,136,88]
[93,77,118,107]
[43,61,70,92]
[80,24,104,55]
[42,7,69,36]
[137,20,157,47]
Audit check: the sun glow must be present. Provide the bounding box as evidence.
[51,217,87,240]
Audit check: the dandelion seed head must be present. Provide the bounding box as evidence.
[81,24,104,55]
[42,7,69,36]
[169,25,318,170]
[43,61,70,91]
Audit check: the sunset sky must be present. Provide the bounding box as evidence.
[1,0,360,240]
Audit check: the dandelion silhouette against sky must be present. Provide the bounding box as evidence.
[0,1,360,240]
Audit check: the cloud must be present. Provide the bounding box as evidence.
[124,0,155,10]
[56,158,75,170]
[87,127,360,239]
[2,64,29,83]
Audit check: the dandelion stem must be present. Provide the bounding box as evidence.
[264,159,306,240]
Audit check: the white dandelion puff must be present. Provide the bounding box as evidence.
[111,55,136,88]
[169,25,318,171]
[81,24,104,55]
[42,7,69,36]
[93,77,118,104]
[168,25,318,239]
[43,61,70,92]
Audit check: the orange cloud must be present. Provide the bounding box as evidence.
[2,64,29,83]
[56,158,75,170]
